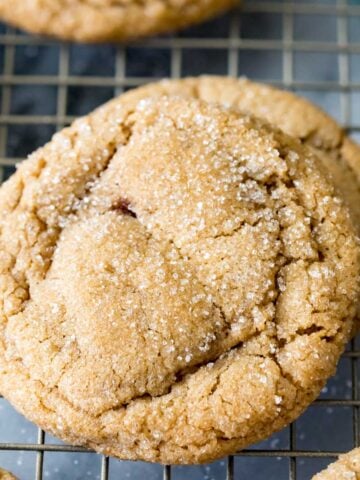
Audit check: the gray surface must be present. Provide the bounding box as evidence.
[0,0,359,478]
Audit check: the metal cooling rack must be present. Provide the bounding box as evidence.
[0,0,359,479]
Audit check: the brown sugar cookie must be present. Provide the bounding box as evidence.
[0,0,237,43]
[312,448,360,479]
[0,94,359,465]
[0,468,17,480]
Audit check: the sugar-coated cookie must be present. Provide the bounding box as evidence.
[313,448,360,480]
[0,87,358,464]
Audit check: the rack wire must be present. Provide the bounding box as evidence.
[0,0,359,478]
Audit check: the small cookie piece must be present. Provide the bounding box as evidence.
[0,95,358,465]
[312,448,360,480]
[0,0,237,43]
[0,468,17,480]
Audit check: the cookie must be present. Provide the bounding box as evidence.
[0,469,17,480]
[0,94,358,465]
[312,448,360,479]
[0,0,237,42]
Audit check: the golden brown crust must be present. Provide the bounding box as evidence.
[0,0,237,42]
[312,448,360,480]
[0,468,17,480]
[0,85,358,464]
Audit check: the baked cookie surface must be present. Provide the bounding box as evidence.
[133,76,360,333]
[129,76,360,235]
[312,448,360,479]
[0,91,359,464]
[0,0,236,42]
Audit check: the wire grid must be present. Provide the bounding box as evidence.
[0,1,359,479]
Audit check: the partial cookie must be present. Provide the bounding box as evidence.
[0,0,237,42]
[0,468,17,480]
[0,94,358,465]
[120,76,360,235]
[121,76,360,333]
[312,448,360,480]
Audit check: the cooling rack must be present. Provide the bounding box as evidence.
[0,0,359,478]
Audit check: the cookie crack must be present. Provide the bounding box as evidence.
[110,198,137,218]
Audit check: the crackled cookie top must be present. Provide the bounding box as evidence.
[0,0,236,42]
[121,76,360,334]
[313,448,360,480]
[0,95,358,465]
